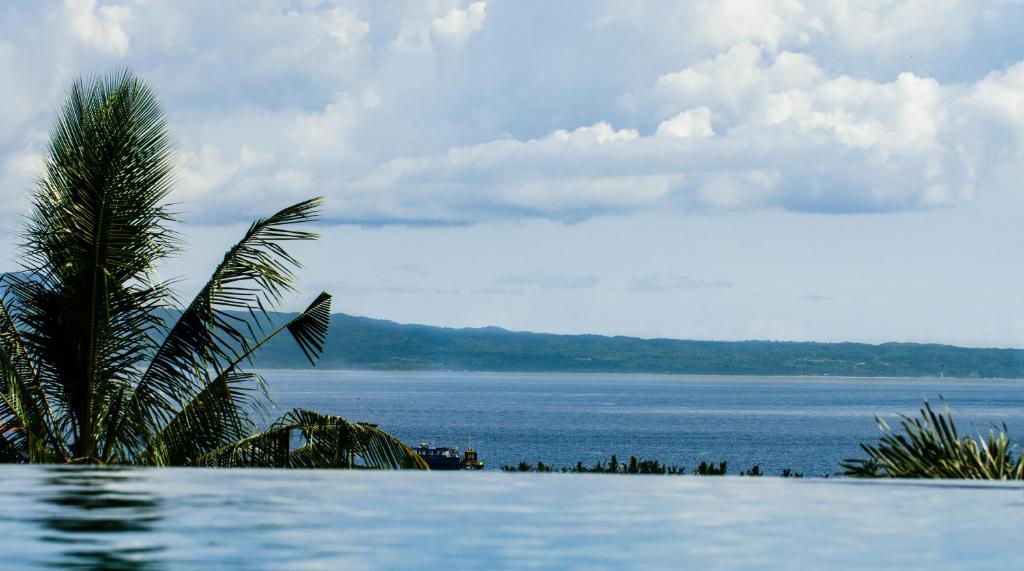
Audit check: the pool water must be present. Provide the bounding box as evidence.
[2,466,1022,569]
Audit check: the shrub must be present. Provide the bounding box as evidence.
[694,460,727,475]
[842,399,1024,479]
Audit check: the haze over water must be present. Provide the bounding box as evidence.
[265,370,1024,476]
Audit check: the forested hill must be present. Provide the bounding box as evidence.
[253,312,1024,378]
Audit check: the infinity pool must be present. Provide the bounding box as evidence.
[1,466,1021,569]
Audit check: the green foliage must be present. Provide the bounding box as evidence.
[197,409,427,469]
[0,71,423,469]
[502,456,809,476]
[694,460,728,476]
[501,455,686,474]
[842,400,1024,479]
[563,454,689,474]
[739,464,763,476]
[502,455,730,475]
[503,461,555,473]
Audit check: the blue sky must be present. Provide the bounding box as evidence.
[3,1,1024,346]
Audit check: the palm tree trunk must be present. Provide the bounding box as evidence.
[73,372,96,461]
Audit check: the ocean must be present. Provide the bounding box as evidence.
[263,370,1024,476]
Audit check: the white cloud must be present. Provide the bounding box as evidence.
[690,0,822,51]
[682,0,978,60]
[0,150,43,217]
[547,122,639,144]
[319,7,370,49]
[65,0,131,56]
[652,45,824,118]
[0,0,1022,226]
[431,1,486,45]
[337,45,984,219]
[972,61,1024,130]
[656,107,715,139]
[824,0,978,56]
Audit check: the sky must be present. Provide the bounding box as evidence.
[2,1,1024,347]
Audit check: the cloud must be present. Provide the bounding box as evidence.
[629,273,732,292]
[824,0,978,57]
[319,7,370,49]
[65,0,131,56]
[431,1,486,45]
[689,0,822,52]
[0,150,43,218]
[346,43,987,220]
[656,107,715,139]
[496,271,599,290]
[1,0,1023,227]
[972,60,1024,131]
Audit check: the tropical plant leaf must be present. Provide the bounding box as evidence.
[286,292,332,365]
[142,371,262,466]
[842,399,1024,479]
[197,409,428,470]
[10,70,176,461]
[0,281,66,462]
[112,198,323,462]
[141,293,331,465]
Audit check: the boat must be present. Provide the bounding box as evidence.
[414,443,485,470]
[414,444,462,470]
[462,448,484,470]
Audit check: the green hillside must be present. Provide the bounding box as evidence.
[254,312,1024,378]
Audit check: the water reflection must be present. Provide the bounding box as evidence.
[0,466,1019,568]
[36,467,164,570]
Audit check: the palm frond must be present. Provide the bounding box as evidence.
[286,292,332,365]
[141,371,263,466]
[0,283,66,462]
[842,399,1024,479]
[0,430,24,463]
[138,293,331,465]
[12,70,176,460]
[197,408,428,470]
[113,198,323,460]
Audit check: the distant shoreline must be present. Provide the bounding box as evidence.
[247,312,1024,379]
[255,367,1024,381]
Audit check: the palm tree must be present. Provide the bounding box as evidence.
[0,70,426,469]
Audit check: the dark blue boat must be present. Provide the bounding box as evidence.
[414,444,462,470]
[414,444,484,470]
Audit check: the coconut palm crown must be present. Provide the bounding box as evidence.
[0,71,425,469]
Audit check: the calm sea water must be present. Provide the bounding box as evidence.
[263,370,1024,476]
